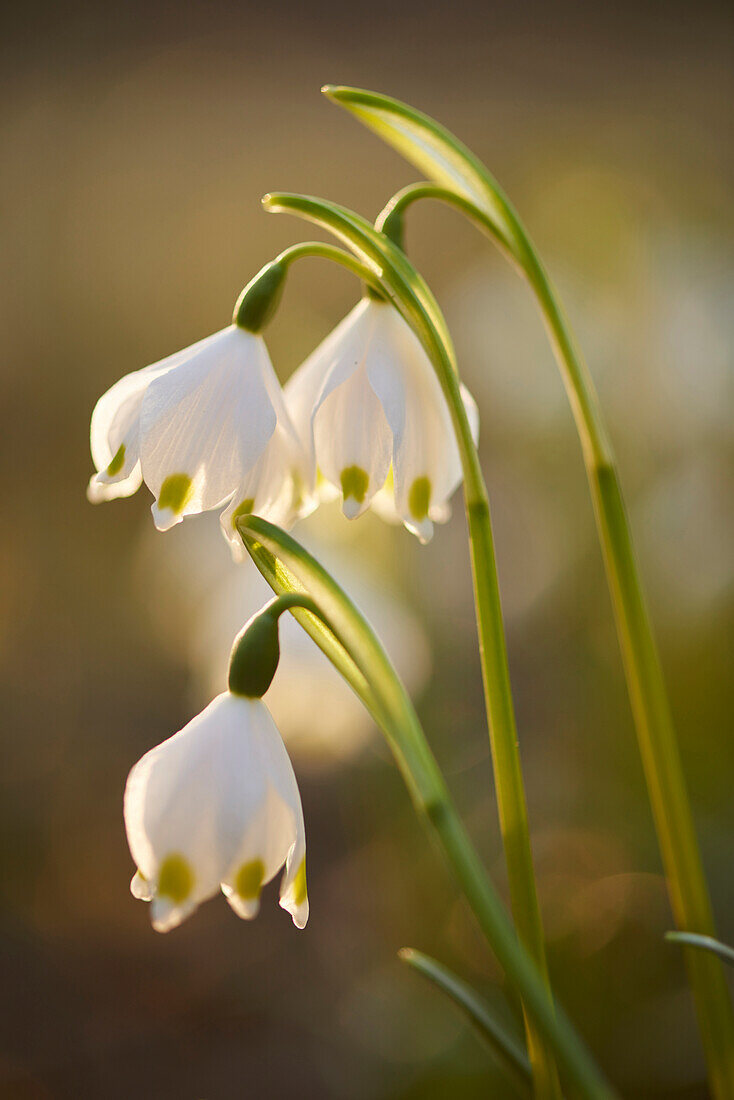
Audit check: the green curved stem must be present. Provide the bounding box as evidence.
[375,180,734,1100]
[262,192,562,1096]
[274,240,385,291]
[238,516,616,1099]
[667,933,734,969]
[321,85,734,1097]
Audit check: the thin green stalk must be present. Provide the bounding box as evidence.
[274,240,385,289]
[376,179,734,1097]
[498,209,734,1100]
[238,516,617,1099]
[399,948,533,1095]
[262,192,561,1096]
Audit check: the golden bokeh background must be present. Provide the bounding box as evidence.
[2,1,733,1096]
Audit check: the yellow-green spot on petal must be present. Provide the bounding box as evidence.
[157,854,193,904]
[106,443,125,476]
[158,473,194,515]
[231,498,255,530]
[292,858,307,907]
[235,858,265,900]
[340,465,369,504]
[408,476,431,521]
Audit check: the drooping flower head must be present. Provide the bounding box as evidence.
[125,690,307,932]
[88,269,312,553]
[286,297,479,542]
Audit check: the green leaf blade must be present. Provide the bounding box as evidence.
[322,84,524,262]
[666,932,734,968]
[399,948,532,1096]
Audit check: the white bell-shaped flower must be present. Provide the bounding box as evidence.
[285,297,479,542]
[124,691,308,933]
[88,325,310,545]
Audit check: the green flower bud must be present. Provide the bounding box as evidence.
[228,609,281,698]
[233,260,287,334]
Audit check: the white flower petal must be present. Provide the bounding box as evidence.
[139,328,278,525]
[278,814,308,930]
[130,870,153,901]
[150,894,198,934]
[362,301,479,538]
[89,337,210,494]
[125,692,306,932]
[220,422,314,561]
[286,298,478,538]
[125,694,269,915]
[220,701,305,925]
[87,461,143,504]
[285,305,372,472]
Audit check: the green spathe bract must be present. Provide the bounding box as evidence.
[321,84,734,1099]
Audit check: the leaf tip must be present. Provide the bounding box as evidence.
[321,84,347,100]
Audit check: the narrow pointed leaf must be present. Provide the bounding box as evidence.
[322,84,528,264]
[666,933,734,968]
[399,948,532,1095]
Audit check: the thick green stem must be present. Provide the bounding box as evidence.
[239,516,617,1098]
[462,484,562,1099]
[262,190,562,1096]
[531,258,734,1100]
[383,182,734,1097]
[376,201,562,1100]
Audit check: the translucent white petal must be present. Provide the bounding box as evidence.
[87,461,143,503]
[362,301,479,538]
[150,894,198,934]
[90,366,155,474]
[220,701,305,924]
[124,694,271,916]
[220,422,314,561]
[130,870,153,901]
[88,336,214,492]
[139,328,277,524]
[285,303,374,470]
[308,312,393,516]
[278,808,308,930]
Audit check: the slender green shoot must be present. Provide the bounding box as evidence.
[667,933,734,969]
[322,84,734,1099]
[237,515,617,1099]
[261,191,561,1096]
[398,948,532,1095]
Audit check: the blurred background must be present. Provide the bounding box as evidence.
[2,0,733,1095]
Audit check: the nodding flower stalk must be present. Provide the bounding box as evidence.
[260,193,561,1098]
[236,514,617,1100]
